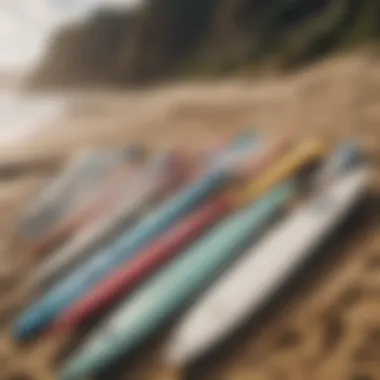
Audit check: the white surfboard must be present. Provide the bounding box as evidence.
[164,166,369,365]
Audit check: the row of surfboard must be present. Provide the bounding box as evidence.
[14,132,370,380]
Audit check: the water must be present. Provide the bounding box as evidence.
[0,89,67,146]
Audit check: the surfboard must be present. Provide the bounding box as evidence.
[30,163,136,258]
[30,153,187,288]
[19,146,145,241]
[164,164,369,366]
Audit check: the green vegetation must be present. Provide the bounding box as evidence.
[29,0,380,89]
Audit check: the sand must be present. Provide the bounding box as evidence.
[0,51,379,380]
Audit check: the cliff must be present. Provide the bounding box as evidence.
[29,0,380,89]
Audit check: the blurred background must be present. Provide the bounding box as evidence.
[0,1,380,379]
[1,1,380,155]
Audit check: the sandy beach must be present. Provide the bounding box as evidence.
[0,51,379,379]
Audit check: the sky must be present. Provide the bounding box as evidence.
[0,0,141,71]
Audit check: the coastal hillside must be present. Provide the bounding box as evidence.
[29,0,380,88]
